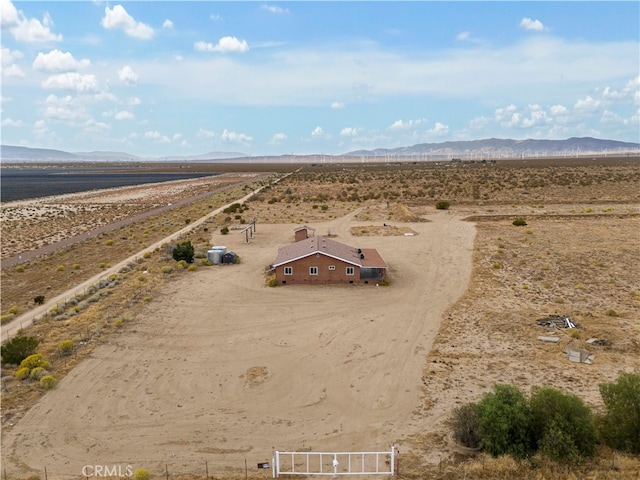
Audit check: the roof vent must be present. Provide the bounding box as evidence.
[360,253,365,259]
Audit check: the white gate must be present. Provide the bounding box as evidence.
[273,445,395,477]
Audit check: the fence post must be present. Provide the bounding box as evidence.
[165,464,169,480]
[44,466,48,480]
[205,461,208,480]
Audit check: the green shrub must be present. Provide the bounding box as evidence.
[1,314,14,325]
[133,469,150,480]
[435,200,450,210]
[58,340,74,355]
[1,336,39,365]
[267,278,278,287]
[160,266,173,274]
[220,226,230,235]
[15,367,30,380]
[452,402,482,448]
[530,386,597,463]
[187,264,197,271]
[72,263,81,270]
[477,384,532,458]
[30,366,48,380]
[378,278,390,286]
[512,218,527,226]
[40,375,57,390]
[8,305,18,315]
[56,264,65,271]
[172,241,194,263]
[34,295,45,305]
[105,239,114,246]
[15,265,25,272]
[599,371,640,454]
[19,353,51,371]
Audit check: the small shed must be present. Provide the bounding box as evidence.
[222,251,237,264]
[294,225,316,242]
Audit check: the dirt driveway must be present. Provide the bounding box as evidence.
[1,211,475,478]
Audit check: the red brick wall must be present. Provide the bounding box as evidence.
[275,254,360,284]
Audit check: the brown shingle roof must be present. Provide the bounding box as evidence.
[273,237,387,269]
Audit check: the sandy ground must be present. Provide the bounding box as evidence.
[1,210,475,478]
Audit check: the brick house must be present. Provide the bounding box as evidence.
[272,236,388,285]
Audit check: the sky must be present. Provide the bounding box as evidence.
[1,1,639,157]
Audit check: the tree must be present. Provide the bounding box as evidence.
[599,371,640,454]
[530,386,598,463]
[435,200,450,210]
[1,336,39,365]
[477,384,532,458]
[451,402,482,448]
[172,241,194,263]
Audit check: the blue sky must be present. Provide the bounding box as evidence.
[1,1,639,157]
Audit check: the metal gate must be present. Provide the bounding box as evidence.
[273,445,395,477]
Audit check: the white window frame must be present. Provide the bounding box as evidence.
[284,266,293,275]
[309,266,318,275]
[346,267,355,276]
[328,265,336,271]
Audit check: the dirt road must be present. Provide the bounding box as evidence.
[1,211,476,479]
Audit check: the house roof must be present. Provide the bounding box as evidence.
[294,225,316,233]
[273,236,388,269]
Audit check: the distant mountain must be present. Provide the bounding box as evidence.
[157,151,247,161]
[346,137,640,159]
[0,145,248,162]
[1,145,82,162]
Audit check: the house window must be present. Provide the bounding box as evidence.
[310,266,318,275]
[346,267,355,276]
[284,266,293,275]
[328,265,336,270]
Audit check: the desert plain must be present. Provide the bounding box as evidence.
[1,157,639,479]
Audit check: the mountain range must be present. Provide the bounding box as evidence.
[1,137,638,163]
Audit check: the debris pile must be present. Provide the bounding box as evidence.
[536,315,578,329]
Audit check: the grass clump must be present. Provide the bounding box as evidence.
[512,218,527,226]
[58,339,73,355]
[40,375,57,390]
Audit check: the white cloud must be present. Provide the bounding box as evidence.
[340,127,358,137]
[1,0,20,27]
[1,47,25,77]
[495,104,520,127]
[574,95,601,111]
[469,116,490,130]
[261,5,290,15]
[210,14,222,21]
[311,126,325,137]
[162,19,174,30]
[221,128,252,144]
[33,119,49,137]
[269,132,287,144]
[388,118,425,130]
[1,118,22,127]
[194,36,249,53]
[115,110,134,120]
[601,110,627,125]
[428,122,449,135]
[101,5,154,40]
[127,97,141,106]
[520,18,545,32]
[330,101,344,109]
[3,0,63,43]
[2,63,25,77]
[145,130,170,142]
[44,94,88,122]
[118,66,139,85]
[172,133,182,141]
[550,104,568,115]
[456,31,470,41]
[33,49,90,72]
[197,128,216,139]
[42,72,99,92]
